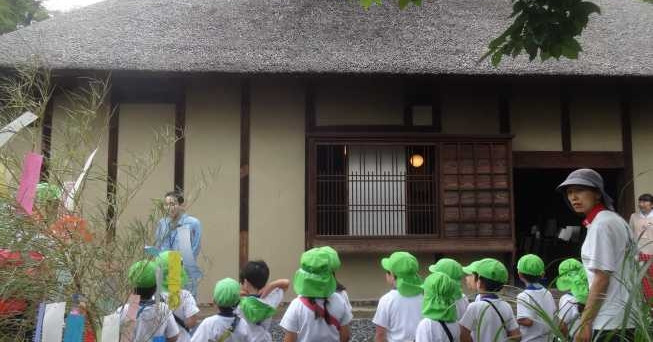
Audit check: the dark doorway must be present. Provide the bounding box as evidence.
[513,168,621,284]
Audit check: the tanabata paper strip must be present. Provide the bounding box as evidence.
[168,251,182,310]
[16,152,43,215]
[0,112,38,148]
[42,302,66,342]
[65,148,98,211]
[100,313,120,342]
[32,302,46,342]
[63,314,85,342]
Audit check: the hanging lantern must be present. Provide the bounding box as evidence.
[409,154,425,168]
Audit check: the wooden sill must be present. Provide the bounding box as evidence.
[311,236,515,254]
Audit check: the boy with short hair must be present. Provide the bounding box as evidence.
[416,271,461,342]
[191,278,248,342]
[238,260,289,342]
[515,254,556,342]
[116,260,180,342]
[459,258,520,342]
[373,251,424,342]
[429,258,468,319]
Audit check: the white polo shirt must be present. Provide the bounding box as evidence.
[372,289,424,342]
[581,210,635,330]
[415,318,460,342]
[239,288,285,342]
[459,297,518,342]
[516,287,556,342]
[191,314,249,342]
[455,295,469,320]
[279,293,353,342]
[161,290,200,342]
[557,293,581,338]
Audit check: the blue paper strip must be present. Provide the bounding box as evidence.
[62,314,85,342]
[33,302,46,342]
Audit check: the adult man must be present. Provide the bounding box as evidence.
[557,169,635,342]
[629,193,653,303]
[155,191,202,298]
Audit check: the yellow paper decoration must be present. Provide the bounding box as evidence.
[0,163,9,198]
[168,251,182,310]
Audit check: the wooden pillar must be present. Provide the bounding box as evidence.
[239,79,251,269]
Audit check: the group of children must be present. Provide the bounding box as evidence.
[118,248,588,342]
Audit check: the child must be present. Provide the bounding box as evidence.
[555,258,587,339]
[156,251,201,342]
[429,258,468,319]
[462,260,483,302]
[116,260,180,342]
[459,258,520,342]
[191,278,248,342]
[515,254,556,342]
[280,247,352,342]
[416,271,461,342]
[373,251,424,342]
[238,260,289,342]
[320,246,352,311]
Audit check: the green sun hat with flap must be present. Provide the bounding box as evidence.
[318,246,341,271]
[293,247,337,298]
[239,296,277,324]
[128,260,157,288]
[429,258,465,281]
[476,258,509,284]
[517,254,545,277]
[556,258,584,292]
[155,251,189,291]
[213,278,241,307]
[421,272,458,322]
[381,251,423,297]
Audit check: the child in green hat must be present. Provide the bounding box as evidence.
[238,260,289,342]
[459,258,520,342]
[415,272,460,342]
[156,251,200,342]
[116,260,180,342]
[280,248,352,342]
[373,251,424,342]
[515,254,556,342]
[319,246,352,312]
[192,278,248,342]
[462,259,485,302]
[555,258,587,340]
[429,257,469,319]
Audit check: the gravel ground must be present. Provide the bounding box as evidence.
[269,319,375,342]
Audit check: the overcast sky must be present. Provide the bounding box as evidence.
[43,0,106,12]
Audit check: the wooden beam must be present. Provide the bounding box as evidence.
[560,85,572,152]
[106,96,120,237]
[513,151,624,169]
[239,79,251,269]
[174,86,186,192]
[40,97,54,181]
[499,85,511,134]
[620,87,635,216]
[312,237,514,254]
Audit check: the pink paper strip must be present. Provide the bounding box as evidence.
[126,294,140,320]
[16,152,43,215]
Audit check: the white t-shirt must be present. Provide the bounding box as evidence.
[161,290,200,342]
[516,287,556,342]
[337,290,352,313]
[191,314,248,342]
[279,293,353,342]
[116,302,180,341]
[372,289,424,342]
[557,293,581,338]
[239,289,285,342]
[415,318,460,342]
[455,295,469,320]
[459,297,518,342]
[582,210,635,329]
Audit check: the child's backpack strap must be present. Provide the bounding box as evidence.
[481,299,509,334]
[437,321,454,342]
[216,316,240,342]
[299,297,341,330]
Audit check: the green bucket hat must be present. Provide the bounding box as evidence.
[293,248,337,298]
[155,251,189,291]
[381,251,423,297]
[476,258,509,284]
[213,278,241,307]
[556,258,584,292]
[517,254,545,277]
[318,246,341,271]
[239,296,276,324]
[421,272,458,322]
[570,276,589,305]
[128,260,157,288]
[429,258,464,281]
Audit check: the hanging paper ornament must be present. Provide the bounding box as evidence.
[167,251,182,310]
[49,215,92,242]
[16,152,43,215]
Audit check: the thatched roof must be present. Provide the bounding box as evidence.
[0,0,651,76]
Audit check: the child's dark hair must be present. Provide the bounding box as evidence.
[519,273,542,285]
[307,297,331,321]
[334,273,346,292]
[240,260,269,290]
[135,286,156,300]
[164,191,184,204]
[475,274,504,293]
[218,306,237,314]
[639,193,653,203]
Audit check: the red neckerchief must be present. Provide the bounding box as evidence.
[582,203,607,227]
